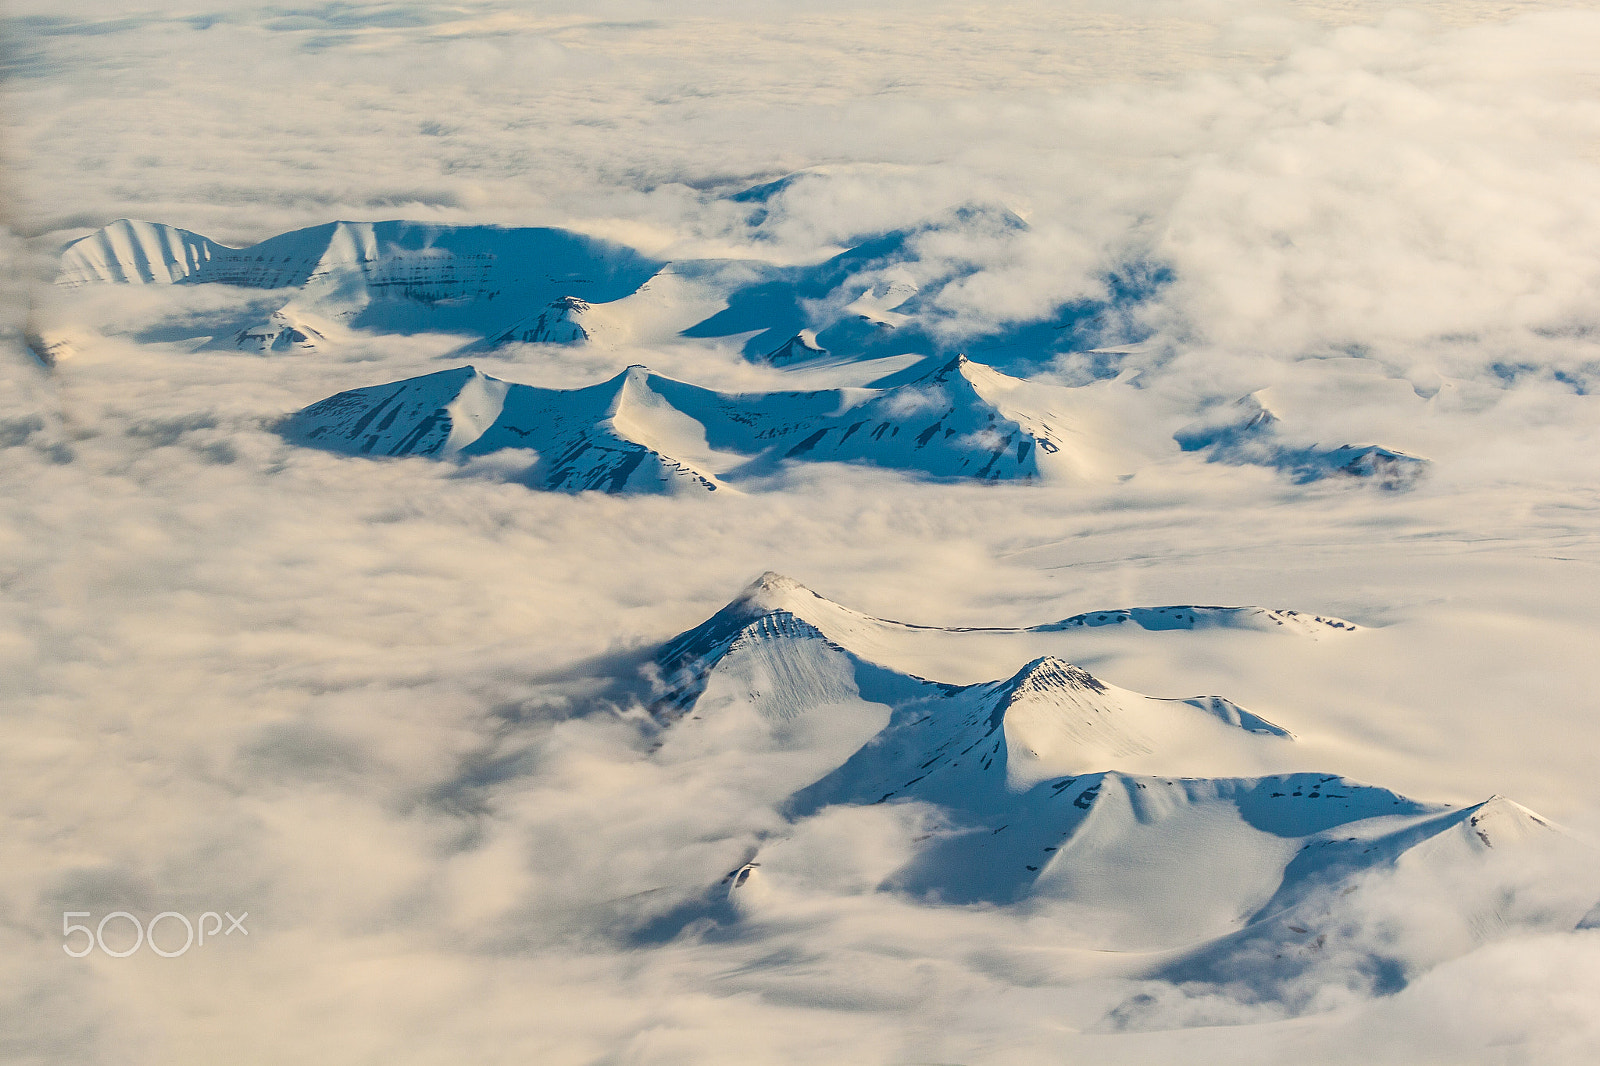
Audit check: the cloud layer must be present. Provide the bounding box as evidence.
[7,2,1600,1063]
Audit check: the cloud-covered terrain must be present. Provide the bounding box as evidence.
[6,2,1600,1063]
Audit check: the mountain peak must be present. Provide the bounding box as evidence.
[481,297,593,347]
[1176,390,1426,489]
[594,364,657,409]
[1461,795,1556,845]
[58,218,231,287]
[762,330,829,365]
[735,571,816,611]
[999,656,1108,700]
[650,573,900,721]
[913,352,971,384]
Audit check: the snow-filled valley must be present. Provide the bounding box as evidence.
[9,4,1600,1065]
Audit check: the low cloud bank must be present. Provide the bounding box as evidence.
[8,1,1600,1062]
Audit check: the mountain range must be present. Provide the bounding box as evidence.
[55,203,1157,372]
[280,355,1131,492]
[57,211,1431,490]
[1177,392,1429,488]
[57,217,664,353]
[647,573,1597,989]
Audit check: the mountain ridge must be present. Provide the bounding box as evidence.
[645,573,1593,969]
[57,211,1162,374]
[281,356,1132,492]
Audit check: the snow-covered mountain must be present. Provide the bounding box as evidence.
[650,573,1595,966]
[683,200,1165,371]
[53,215,1435,497]
[1177,392,1428,488]
[280,354,1135,492]
[479,297,593,346]
[56,218,235,286]
[57,208,1163,373]
[281,363,719,493]
[761,329,829,365]
[651,571,1357,718]
[218,308,329,353]
[1037,604,1358,634]
[57,218,664,345]
[1149,793,1575,996]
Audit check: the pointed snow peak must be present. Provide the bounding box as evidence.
[732,571,823,615]
[987,657,1113,734]
[595,363,650,384]
[999,656,1109,700]
[906,352,1023,395]
[925,352,969,379]
[1172,695,1294,738]
[1465,795,1556,835]
[897,352,987,393]
[1392,794,1568,858]
[430,363,490,388]
[482,296,593,347]
[762,330,828,365]
[408,363,478,384]
[595,364,656,408]
[649,572,847,721]
[613,364,668,411]
[1175,393,1278,454]
[1234,391,1281,434]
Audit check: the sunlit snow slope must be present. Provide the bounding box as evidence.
[281,355,1133,491]
[56,207,1162,373]
[656,574,1597,963]
[57,218,665,342]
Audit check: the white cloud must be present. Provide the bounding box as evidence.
[8,1,1600,1062]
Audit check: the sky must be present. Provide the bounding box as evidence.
[5,1,1600,1063]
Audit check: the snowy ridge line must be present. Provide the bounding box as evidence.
[54,206,1163,374]
[650,571,1357,718]
[654,571,1359,701]
[280,355,1124,493]
[56,217,665,344]
[58,216,1419,491]
[654,573,1303,788]
[1177,392,1428,489]
[647,573,1595,977]
[1037,604,1358,633]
